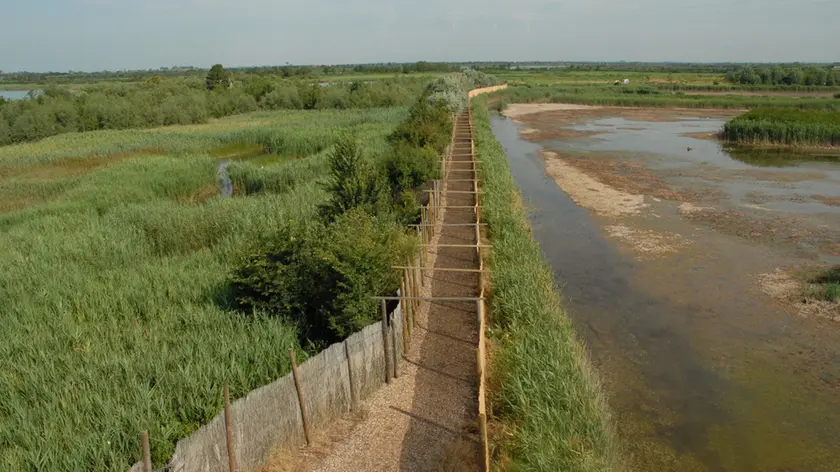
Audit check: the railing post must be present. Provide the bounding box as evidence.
[381,299,393,384]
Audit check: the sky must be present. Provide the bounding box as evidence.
[1,0,839,72]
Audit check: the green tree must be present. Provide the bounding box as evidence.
[771,66,787,85]
[320,133,385,220]
[205,64,231,91]
[783,68,804,85]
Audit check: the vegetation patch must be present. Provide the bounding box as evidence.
[802,266,840,302]
[722,108,840,147]
[0,105,405,470]
[471,97,618,471]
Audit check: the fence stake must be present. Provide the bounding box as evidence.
[345,341,357,411]
[400,278,410,347]
[289,351,312,445]
[141,431,152,472]
[223,384,238,472]
[391,314,400,379]
[479,413,490,472]
[381,299,393,384]
[413,263,421,311]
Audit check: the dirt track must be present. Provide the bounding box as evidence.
[263,112,481,472]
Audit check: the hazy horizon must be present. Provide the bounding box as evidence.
[2,0,839,73]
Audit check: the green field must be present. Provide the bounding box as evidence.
[722,108,840,146]
[0,107,406,470]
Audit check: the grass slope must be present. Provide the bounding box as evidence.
[471,97,618,471]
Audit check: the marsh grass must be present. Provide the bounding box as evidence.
[722,108,840,147]
[802,266,840,302]
[471,97,618,471]
[0,107,402,470]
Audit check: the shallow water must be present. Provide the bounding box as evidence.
[217,161,233,197]
[0,90,37,101]
[551,117,840,216]
[490,113,840,471]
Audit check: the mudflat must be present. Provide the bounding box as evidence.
[490,106,840,471]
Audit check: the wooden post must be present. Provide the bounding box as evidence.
[475,222,481,259]
[412,264,420,317]
[391,314,400,379]
[289,351,312,445]
[400,278,410,347]
[141,431,152,472]
[382,300,393,384]
[223,384,237,472]
[429,185,435,235]
[345,341,356,411]
[479,413,490,472]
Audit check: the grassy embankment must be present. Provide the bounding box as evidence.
[0,107,404,470]
[721,108,840,147]
[492,84,840,111]
[471,97,618,471]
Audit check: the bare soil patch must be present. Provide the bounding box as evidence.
[542,151,647,217]
[813,195,840,207]
[502,103,599,119]
[681,207,839,252]
[605,224,690,259]
[562,155,722,202]
[758,269,840,322]
[681,131,720,141]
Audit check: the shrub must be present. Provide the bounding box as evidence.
[261,85,303,110]
[388,99,452,154]
[383,144,440,195]
[230,209,413,346]
[320,133,387,220]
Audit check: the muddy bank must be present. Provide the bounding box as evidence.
[490,108,840,471]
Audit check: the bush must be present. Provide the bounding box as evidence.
[320,133,387,221]
[835,92,840,99]
[230,209,413,346]
[389,99,452,154]
[384,144,440,195]
[261,85,303,110]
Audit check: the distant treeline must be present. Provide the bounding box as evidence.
[0,62,461,86]
[0,77,428,145]
[725,66,839,86]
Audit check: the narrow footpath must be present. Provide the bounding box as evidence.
[268,111,482,472]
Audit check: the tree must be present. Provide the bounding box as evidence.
[320,133,384,220]
[205,64,231,91]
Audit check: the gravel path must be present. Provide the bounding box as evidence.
[268,112,481,472]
